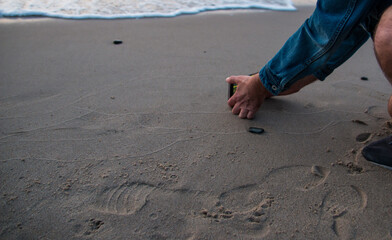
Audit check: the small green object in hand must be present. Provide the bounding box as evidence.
[228,83,237,99]
[227,72,258,99]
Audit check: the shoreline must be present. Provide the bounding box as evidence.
[0,2,316,22]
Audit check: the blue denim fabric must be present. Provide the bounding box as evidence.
[259,0,389,95]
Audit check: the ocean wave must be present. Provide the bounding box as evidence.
[0,0,296,19]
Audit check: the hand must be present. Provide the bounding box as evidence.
[226,74,272,119]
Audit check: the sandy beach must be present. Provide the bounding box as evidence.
[1,6,392,239]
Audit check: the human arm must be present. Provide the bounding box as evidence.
[260,0,378,95]
[227,0,379,119]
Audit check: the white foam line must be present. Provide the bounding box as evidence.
[0,4,296,20]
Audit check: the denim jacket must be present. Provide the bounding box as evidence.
[259,0,386,95]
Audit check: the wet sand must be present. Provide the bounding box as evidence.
[1,6,392,239]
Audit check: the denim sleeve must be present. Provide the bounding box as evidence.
[260,0,378,95]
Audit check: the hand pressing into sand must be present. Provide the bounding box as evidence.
[226,74,318,119]
[226,74,272,119]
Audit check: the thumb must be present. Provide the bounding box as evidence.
[226,76,240,84]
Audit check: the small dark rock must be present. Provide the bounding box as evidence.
[360,76,368,81]
[113,40,123,45]
[249,127,264,134]
[352,119,368,125]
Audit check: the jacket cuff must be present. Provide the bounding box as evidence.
[259,67,283,96]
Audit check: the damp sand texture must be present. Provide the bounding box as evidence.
[1,7,392,240]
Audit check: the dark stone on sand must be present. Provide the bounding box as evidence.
[352,119,368,125]
[361,76,368,81]
[356,132,371,142]
[249,127,264,134]
[113,40,123,45]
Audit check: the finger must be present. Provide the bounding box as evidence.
[227,96,236,108]
[232,104,241,115]
[247,111,255,119]
[239,109,249,119]
[226,76,241,85]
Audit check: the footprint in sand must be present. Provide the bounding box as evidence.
[356,132,372,142]
[199,184,274,238]
[94,182,155,215]
[197,165,331,238]
[320,185,368,238]
[218,184,264,213]
[365,105,389,119]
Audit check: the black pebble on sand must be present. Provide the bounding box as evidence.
[361,76,368,81]
[352,119,368,125]
[113,40,123,45]
[249,127,265,134]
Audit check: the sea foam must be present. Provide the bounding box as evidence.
[0,0,296,19]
